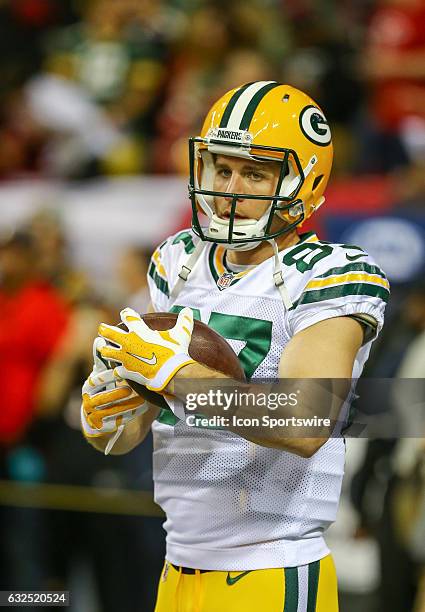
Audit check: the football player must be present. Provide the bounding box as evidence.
[82,82,389,611]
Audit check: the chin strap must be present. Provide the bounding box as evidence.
[269,239,293,310]
[170,240,206,300]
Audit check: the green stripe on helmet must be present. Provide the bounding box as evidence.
[239,82,280,131]
[219,82,254,128]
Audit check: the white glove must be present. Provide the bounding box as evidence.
[98,307,195,393]
[81,337,148,455]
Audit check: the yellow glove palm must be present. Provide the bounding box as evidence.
[81,337,148,454]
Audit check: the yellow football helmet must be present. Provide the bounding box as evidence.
[189,81,333,250]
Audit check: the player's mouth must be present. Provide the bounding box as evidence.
[219,211,246,220]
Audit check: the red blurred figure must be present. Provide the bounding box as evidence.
[364,0,425,131]
[11,0,57,28]
[0,230,70,445]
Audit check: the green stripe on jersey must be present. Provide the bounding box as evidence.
[317,262,387,279]
[239,82,280,130]
[291,282,389,309]
[156,408,179,426]
[208,244,219,283]
[307,561,320,612]
[148,262,169,297]
[172,231,196,254]
[170,305,201,321]
[219,82,254,128]
[283,567,299,612]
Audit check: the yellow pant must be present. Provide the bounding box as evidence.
[154,554,338,612]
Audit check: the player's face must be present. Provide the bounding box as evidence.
[212,155,281,221]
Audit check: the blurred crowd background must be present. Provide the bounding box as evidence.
[0,0,425,610]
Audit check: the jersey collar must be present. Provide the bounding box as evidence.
[208,231,319,289]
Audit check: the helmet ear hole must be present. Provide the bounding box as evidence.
[312,174,324,190]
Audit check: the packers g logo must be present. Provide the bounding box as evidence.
[299,105,331,147]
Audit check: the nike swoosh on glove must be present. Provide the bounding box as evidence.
[98,307,195,393]
[81,337,148,454]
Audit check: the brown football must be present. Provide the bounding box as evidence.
[102,312,246,408]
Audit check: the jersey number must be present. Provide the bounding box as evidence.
[170,306,272,379]
[282,242,367,273]
[282,243,333,272]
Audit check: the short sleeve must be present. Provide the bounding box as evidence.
[147,240,170,312]
[288,260,390,339]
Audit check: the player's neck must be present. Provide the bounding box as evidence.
[226,230,300,266]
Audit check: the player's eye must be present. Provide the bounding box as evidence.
[247,171,264,181]
[217,168,232,178]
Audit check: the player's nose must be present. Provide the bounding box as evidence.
[224,172,245,202]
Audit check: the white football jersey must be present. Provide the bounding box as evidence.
[147,229,389,570]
